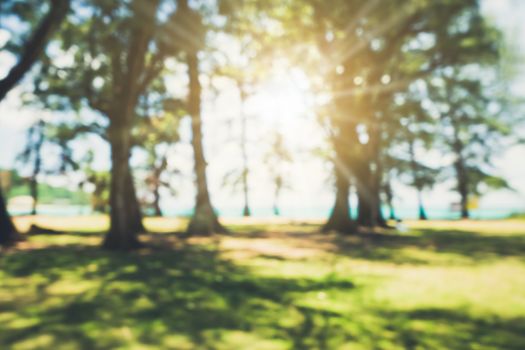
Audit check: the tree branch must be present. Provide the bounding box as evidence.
[0,0,70,102]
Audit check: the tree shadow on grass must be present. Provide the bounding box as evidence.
[380,308,525,350]
[329,228,525,264]
[1,240,525,349]
[0,243,354,349]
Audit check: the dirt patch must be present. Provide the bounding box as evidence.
[219,231,338,260]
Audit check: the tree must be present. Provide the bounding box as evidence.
[382,175,397,221]
[296,0,504,230]
[33,0,176,248]
[0,0,70,245]
[430,74,511,218]
[186,48,226,235]
[213,59,265,217]
[392,98,440,221]
[134,114,181,217]
[165,0,226,235]
[408,140,438,220]
[18,119,46,215]
[213,2,279,217]
[264,130,292,216]
[77,151,110,214]
[232,77,252,217]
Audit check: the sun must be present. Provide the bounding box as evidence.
[246,67,314,126]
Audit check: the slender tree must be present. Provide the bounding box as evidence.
[135,114,181,217]
[239,82,251,217]
[264,130,292,217]
[18,120,46,215]
[430,75,511,219]
[399,101,440,221]
[186,51,225,235]
[170,0,226,235]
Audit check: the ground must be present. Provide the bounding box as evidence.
[1,216,525,349]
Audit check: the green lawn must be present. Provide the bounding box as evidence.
[1,218,525,349]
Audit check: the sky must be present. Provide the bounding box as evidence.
[0,0,524,218]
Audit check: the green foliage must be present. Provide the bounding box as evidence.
[7,182,89,205]
[133,113,182,214]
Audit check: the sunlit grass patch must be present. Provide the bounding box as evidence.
[406,219,525,236]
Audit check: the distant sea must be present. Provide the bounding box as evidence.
[9,204,524,220]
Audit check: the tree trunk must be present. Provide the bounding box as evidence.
[273,184,281,216]
[242,202,251,217]
[0,189,17,246]
[124,168,145,232]
[455,160,469,219]
[103,123,142,250]
[365,182,387,226]
[452,131,469,219]
[324,112,357,233]
[384,181,396,220]
[186,52,225,235]
[239,84,251,217]
[387,194,396,221]
[30,176,38,216]
[389,206,396,221]
[356,160,376,227]
[409,139,429,221]
[323,162,355,233]
[242,167,251,217]
[153,184,163,217]
[362,121,386,228]
[371,159,387,227]
[417,189,428,220]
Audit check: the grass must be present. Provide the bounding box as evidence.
[1,217,525,349]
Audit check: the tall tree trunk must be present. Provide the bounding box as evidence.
[455,159,469,219]
[370,178,387,227]
[384,181,396,220]
[153,183,163,217]
[323,162,355,233]
[363,121,386,228]
[186,52,225,235]
[355,126,378,227]
[452,130,469,219]
[30,176,38,216]
[125,168,145,232]
[0,189,17,246]
[417,189,428,220]
[356,160,375,227]
[242,171,251,217]
[371,148,386,227]
[30,122,44,216]
[239,84,251,217]
[409,139,428,221]
[103,123,141,249]
[150,158,166,217]
[273,182,281,216]
[324,115,356,233]
[102,0,158,248]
